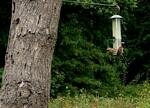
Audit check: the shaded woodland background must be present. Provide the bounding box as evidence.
[0,0,150,98]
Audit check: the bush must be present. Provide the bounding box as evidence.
[51,5,127,97]
[0,68,4,87]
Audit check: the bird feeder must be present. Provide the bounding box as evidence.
[110,15,122,50]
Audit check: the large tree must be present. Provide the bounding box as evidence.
[0,0,62,108]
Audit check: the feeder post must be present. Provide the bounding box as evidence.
[110,15,122,50]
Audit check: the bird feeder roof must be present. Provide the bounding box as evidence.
[110,15,122,19]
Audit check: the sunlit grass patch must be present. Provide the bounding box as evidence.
[49,94,137,108]
[49,83,150,108]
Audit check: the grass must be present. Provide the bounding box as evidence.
[49,95,134,108]
[49,82,150,108]
[49,94,150,108]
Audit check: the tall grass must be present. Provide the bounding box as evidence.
[49,82,150,108]
[49,95,136,108]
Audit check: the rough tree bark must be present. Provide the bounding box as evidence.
[0,0,62,108]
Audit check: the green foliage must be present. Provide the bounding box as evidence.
[50,0,149,97]
[0,32,8,67]
[50,0,144,97]
[49,94,136,108]
[0,32,8,47]
[137,82,150,108]
[51,4,128,97]
[0,0,10,67]
[0,68,4,87]
[49,83,150,108]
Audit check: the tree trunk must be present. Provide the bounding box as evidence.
[0,0,62,108]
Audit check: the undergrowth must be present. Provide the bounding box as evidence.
[49,82,150,108]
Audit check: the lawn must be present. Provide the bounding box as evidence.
[49,83,150,108]
[49,94,150,108]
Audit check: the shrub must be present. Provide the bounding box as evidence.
[0,68,4,87]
